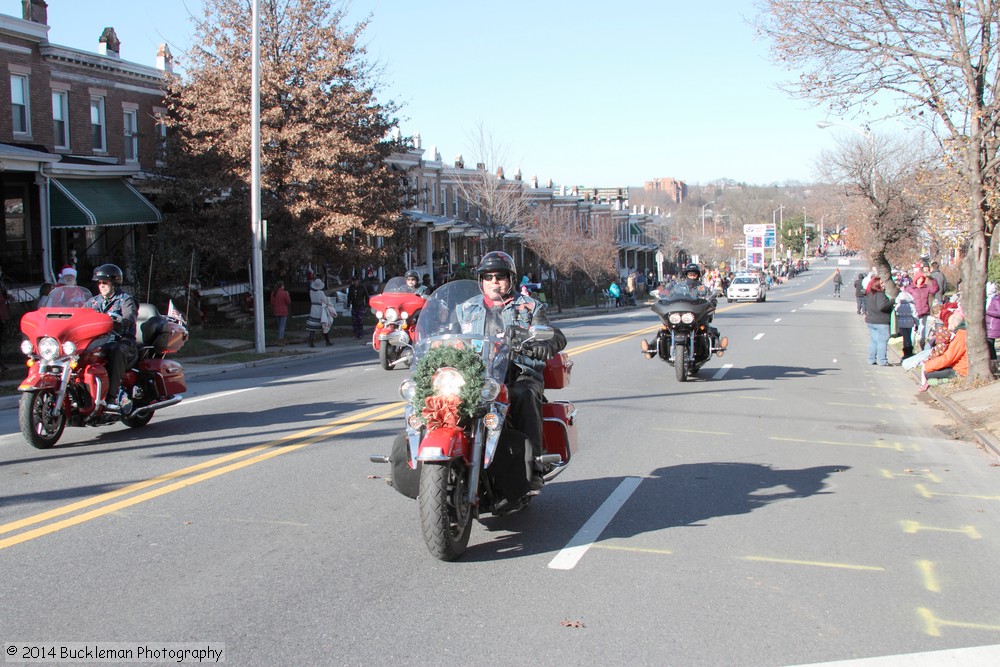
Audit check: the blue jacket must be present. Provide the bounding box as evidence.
[86,289,137,343]
[456,293,566,376]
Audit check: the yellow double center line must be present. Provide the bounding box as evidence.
[5,282,833,550]
[0,401,404,550]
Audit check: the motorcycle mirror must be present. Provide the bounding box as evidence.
[527,325,554,343]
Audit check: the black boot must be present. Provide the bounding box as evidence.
[307,332,315,347]
[324,333,332,346]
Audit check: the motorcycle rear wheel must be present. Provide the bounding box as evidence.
[418,460,473,561]
[674,344,688,382]
[19,389,66,449]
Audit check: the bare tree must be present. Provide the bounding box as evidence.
[452,125,531,250]
[756,0,1000,380]
[513,205,579,311]
[816,132,927,296]
[573,217,619,302]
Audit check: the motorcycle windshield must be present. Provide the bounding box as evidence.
[413,280,510,383]
[45,286,93,308]
[382,276,415,293]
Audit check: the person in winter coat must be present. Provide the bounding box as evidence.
[854,272,867,315]
[306,278,331,347]
[918,312,968,391]
[895,290,918,359]
[905,271,939,348]
[864,275,894,366]
[832,269,843,297]
[269,281,292,346]
[347,276,369,340]
[986,282,1000,363]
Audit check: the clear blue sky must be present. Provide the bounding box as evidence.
[21,0,846,188]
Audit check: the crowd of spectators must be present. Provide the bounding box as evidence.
[856,259,984,393]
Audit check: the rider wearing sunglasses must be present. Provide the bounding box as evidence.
[456,251,566,490]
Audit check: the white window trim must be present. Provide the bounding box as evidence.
[52,90,69,149]
[90,96,107,153]
[123,108,139,162]
[11,73,30,136]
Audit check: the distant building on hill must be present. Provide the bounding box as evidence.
[643,178,687,204]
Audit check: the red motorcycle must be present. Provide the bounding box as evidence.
[369,276,427,370]
[371,280,577,561]
[17,292,188,449]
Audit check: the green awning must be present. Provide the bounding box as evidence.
[628,223,642,236]
[50,178,161,228]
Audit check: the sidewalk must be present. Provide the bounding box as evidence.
[881,322,1000,460]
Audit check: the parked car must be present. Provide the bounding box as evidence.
[727,275,766,302]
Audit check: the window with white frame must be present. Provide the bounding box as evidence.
[11,74,29,135]
[52,90,69,148]
[90,96,106,152]
[123,109,138,162]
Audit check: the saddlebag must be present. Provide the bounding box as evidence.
[543,352,573,389]
[389,432,421,499]
[487,427,531,503]
[140,315,188,353]
[542,401,577,464]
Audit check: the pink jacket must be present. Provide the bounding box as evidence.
[905,277,938,317]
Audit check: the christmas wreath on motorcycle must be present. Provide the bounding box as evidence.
[411,344,486,422]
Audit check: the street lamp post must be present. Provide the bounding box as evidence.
[701,201,714,236]
[772,205,784,265]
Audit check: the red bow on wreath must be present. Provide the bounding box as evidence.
[422,395,463,430]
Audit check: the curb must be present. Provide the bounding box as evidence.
[926,387,1000,460]
[889,337,1000,461]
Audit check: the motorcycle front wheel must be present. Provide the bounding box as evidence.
[378,342,394,371]
[418,460,473,561]
[19,389,66,449]
[674,344,688,382]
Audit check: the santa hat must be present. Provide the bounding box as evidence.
[58,266,77,279]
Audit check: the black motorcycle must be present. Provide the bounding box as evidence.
[645,283,726,381]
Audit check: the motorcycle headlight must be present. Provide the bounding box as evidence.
[401,310,410,320]
[681,313,696,324]
[385,307,399,321]
[62,340,78,355]
[431,367,466,397]
[399,379,417,401]
[20,339,33,355]
[668,313,682,324]
[38,336,60,361]
[481,379,500,401]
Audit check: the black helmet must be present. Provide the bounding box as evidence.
[476,251,517,279]
[93,263,123,285]
[684,263,701,279]
[404,270,419,280]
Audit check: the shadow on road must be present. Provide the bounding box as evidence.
[467,462,849,562]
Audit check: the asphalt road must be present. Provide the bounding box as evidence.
[1,266,999,667]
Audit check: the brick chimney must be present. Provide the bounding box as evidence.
[98,27,120,58]
[156,44,173,73]
[22,0,47,24]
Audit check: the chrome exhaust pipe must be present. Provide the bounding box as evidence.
[130,394,184,418]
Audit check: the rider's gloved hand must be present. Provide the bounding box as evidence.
[523,342,553,361]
